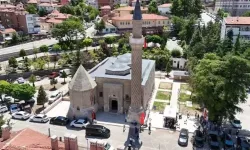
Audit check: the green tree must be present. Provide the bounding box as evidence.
[0,116,5,137]
[148,0,159,14]
[19,49,26,59]
[8,57,18,68]
[234,34,241,55]
[95,19,105,33]
[11,84,36,101]
[52,44,61,54]
[171,0,181,17]
[37,86,47,107]
[59,5,75,15]
[0,80,10,100]
[29,74,36,87]
[179,16,196,44]
[171,49,182,58]
[39,45,49,54]
[38,8,47,17]
[34,57,46,70]
[61,71,67,84]
[33,47,39,59]
[10,32,20,45]
[104,36,116,47]
[26,4,37,14]
[171,0,202,17]
[82,38,93,50]
[242,11,250,17]
[50,78,58,90]
[165,60,172,76]
[23,57,31,72]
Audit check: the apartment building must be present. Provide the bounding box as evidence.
[221,17,250,42]
[38,2,62,13]
[0,3,40,34]
[158,3,171,15]
[112,14,170,34]
[215,0,250,16]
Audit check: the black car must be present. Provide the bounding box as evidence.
[208,132,220,150]
[50,116,69,126]
[193,130,205,148]
[86,125,110,138]
[178,128,189,146]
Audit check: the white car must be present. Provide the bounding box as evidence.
[4,96,14,102]
[0,106,8,113]
[230,117,242,129]
[48,91,62,104]
[12,111,31,120]
[70,119,89,128]
[16,77,25,84]
[36,76,42,81]
[30,114,49,123]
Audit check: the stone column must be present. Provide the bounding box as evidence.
[69,134,78,150]
[64,133,70,150]
[1,124,10,141]
[89,139,97,150]
[51,135,59,150]
[97,140,105,150]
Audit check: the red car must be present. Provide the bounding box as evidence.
[49,72,59,79]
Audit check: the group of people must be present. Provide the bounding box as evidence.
[164,117,176,129]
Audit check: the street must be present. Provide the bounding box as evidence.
[9,118,193,150]
[236,93,250,130]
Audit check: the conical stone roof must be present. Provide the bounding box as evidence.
[69,65,97,91]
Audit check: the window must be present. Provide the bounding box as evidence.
[99,92,103,97]
[77,106,80,110]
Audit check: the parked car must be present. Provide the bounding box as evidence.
[70,119,89,128]
[178,128,189,146]
[48,91,62,104]
[10,104,20,114]
[86,125,110,138]
[208,132,220,150]
[237,136,250,150]
[0,105,8,113]
[231,117,242,129]
[172,37,177,41]
[222,132,234,150]
[4,96,14,103]
[12,111,31,120]
[30,114,49,123]
[192,130,205,148]
[16,77,25,84]
[50,116,69,125]
[49,72,59,79]
[36,76,42,81]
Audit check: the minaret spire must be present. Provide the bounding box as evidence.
[133,0,142,20]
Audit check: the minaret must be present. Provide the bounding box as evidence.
[127,0,145,123]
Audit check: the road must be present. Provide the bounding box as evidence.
[8,118,193,150]
[236,93,250,130]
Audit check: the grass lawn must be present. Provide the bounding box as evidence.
[153,101,169,112]
[179,93,190,102]
[156,91,171,100]
[180,84,192,92]
[159,82,172,90]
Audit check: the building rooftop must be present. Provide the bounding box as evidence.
[0,28,16,34]
[1,128,64,149]
[69,65,97,91]
[27,0,37,3]
[46,18,63,24]
[115,6,147,11]
[158,3,172,7]
[112,14,169,21]
[88,53,155,85]
[225,17,250,25]
[101,5,111,9]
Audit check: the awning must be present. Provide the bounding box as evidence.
[163,105,177,119]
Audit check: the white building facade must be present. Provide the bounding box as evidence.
[87,0,98,9]
[158,3,171,15]
[215,0,250,16]
[25,14,40,34]
[172,58,187,70]
[221,17,250,43]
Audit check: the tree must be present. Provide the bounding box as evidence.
[171,49,182,58]
[44,54,50,69]
[8,57,18,68]
[0,116,5,137]
[82,38,93,50]
[19,49,26,59]
[11,84,36,101]
[59,5,75,15]
[38,8,47,17]
[61,71,67,84]
[10,32,20,45]
[29,74,36,87]
[242,11,250,17]
[234,34,241,55]
[148,0,159,14]
[165,60,172,76]
[26,4,37,14]
[104,36,116,47]
[39,45,49,54]
[52,44,61,54]
[23,57,31,72]
[37,86,47,107]
[95,19,105,33]
[178,16,196,44]
[192,0,203,17]
[0,81,10,100]
[50,78,58,90]
[33,47,39,59]
[192,53,250,122]
[34,57,46,70]
[171,0,202,17]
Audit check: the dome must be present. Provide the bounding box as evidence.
[116,53,131,64]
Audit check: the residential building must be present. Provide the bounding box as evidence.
[112,14,170,34]
[172,58,187,70]
[86,0,98,9]
[39,10,71,32]
[38,2,62,13]
[113,6,148,17]
[158,3,171,15]
[0,0,9,4]
[221,17,250,42]
[0,3,40,34]
[215,0,250,16]
[0,27,16,43]
[97,0,113,7]
[100,5,111,16]
[101,21,117,34]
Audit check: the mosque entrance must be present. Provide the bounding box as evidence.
[110,99,118,112]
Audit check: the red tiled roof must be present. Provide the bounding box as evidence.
[46,18,63,23]
[225,17,250,25]
[0,4,15,9]
[27,0,38,3]
[39,2,58,6]
[112,14,169,21]
[101,5,111,9]
[158,3,172,7]
[3,128,65,150]
[115,6,148,11]
[0,28,16,34]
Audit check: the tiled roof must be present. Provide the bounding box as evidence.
[46,18,63,23]
[69,65,97,91]
[225,17,250,25]
[115,6,148,11]
[0,4,15,9]
[2,128,65,149]
[112,14,169,21]
[101,5,111,9]
[27,0,37,3]
[39,2,58,6]
[158,3,172,7]
[0,28,16,34]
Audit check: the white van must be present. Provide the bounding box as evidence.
[59,69,71,77]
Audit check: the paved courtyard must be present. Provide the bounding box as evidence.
[46,101,70,118]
